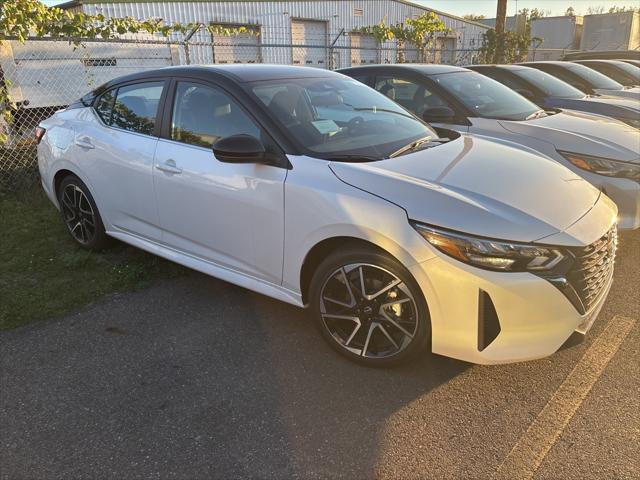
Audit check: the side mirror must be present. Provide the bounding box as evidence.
[422,106,455,123]
[213,134,268,164]
[515,88,535,100]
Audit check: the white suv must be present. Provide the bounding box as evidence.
[36,66,617,366]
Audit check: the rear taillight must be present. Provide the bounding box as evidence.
[35,126,46,144]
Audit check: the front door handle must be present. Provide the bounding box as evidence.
[75,136,94,149]
[156,159,183,174]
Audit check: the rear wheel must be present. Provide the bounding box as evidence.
[57,175,110,250]
[309,245,430,367]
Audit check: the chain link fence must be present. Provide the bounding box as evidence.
[0,34,482,194]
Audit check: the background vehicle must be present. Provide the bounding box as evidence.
[469,64,640,129]
[620,59,640,68]
[562,50,640,61]
[521,61,640,100]
[37,65,618,366]
[340,64,640,230]
[572,60,640,87]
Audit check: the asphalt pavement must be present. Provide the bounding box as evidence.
[1,231,638,479]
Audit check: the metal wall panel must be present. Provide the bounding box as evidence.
[81,0,488,65]
[531,16,583,50]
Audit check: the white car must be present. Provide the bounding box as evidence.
[37,65,617,367]
[340,64,640,230]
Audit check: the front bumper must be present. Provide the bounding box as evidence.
[409,254,613,365]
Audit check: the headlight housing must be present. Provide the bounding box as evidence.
[412,223,566,272]
[559,151,640,181]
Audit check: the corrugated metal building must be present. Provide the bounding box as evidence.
[57,0,489,67]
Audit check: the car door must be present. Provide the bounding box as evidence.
[153,79,287,284]
[79,80,167,241]
[372,74,469,133]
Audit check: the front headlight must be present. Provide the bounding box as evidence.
[559,151,640,181]
[412,223,566,272]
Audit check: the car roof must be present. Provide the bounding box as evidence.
[468,64,530,71]
[338,64,468,75]
[100,64,340,88]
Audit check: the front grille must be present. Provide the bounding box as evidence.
[563,226,617,314]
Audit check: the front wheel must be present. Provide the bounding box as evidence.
[309,245,430,367]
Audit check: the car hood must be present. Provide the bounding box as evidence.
[329,135,602,244]
[498,110,640,162]
[549,95,640,118]
[594,86,640,100]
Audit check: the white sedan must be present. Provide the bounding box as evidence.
[340,64,640,230]
[37,66,617,366]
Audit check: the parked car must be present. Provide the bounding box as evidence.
[572,60,640,87]
[37,65,618,367]
[521,61,640,100]
[468,64,640,129]
[620,59,640,68]
[340,64,640,230]
[562,50,640,61]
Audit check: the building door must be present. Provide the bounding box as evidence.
[291,19,327,68]
[213,25,261,64]
[350,33,378,66]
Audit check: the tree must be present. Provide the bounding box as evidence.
[463,14,486,21]
[608,6,640,13]
[357,12,451,63]
[587,6,606,14]
[0,0,253,144]
[565,7,576,16]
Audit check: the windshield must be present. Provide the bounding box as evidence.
[513,68,584,99]
[611,61,640,81]
[433,71,540,120]
[247,77,436,160]
[566,63,624,90]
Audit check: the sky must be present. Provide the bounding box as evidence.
[414,0,633,17]
[40,0,634,17]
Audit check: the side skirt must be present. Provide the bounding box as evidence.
[107,229,304,308]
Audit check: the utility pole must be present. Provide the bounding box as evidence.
[494,0,508,63]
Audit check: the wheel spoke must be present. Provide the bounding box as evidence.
[380,309,414,339]
[378,324,399,349]
[361,322,376,357]
[366,279,402,300]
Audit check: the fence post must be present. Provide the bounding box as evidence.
[183,23,202,66]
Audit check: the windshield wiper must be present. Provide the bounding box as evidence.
[324,154,380,162]
[525,109,548,120]
[390,136,450,158]
[342,102,417,120]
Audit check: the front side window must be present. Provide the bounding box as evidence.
[432,71,539,120]
[111,82,164,135]
[94,89,116,124]
[374,76,450,118]
[512,68,584,98]
[582,62,638,86]
[248,77,436,160]
[171,82,260,148]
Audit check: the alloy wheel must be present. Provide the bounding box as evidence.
[319,263,419,359]
[60,184,97,245]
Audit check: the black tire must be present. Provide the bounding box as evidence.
[309,243,430,367]
[57,174,110,251]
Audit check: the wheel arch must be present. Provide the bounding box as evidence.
[299,236,419,306]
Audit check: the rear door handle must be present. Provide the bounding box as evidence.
[156,159,183,174]
[75,136,94,149]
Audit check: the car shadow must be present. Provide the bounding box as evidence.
[0,273,468,479]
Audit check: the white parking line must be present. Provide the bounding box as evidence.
[492,315,637,480]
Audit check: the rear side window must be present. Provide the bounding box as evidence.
[111,82,164,135]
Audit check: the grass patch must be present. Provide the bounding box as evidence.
[0,191,186,330]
